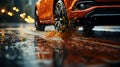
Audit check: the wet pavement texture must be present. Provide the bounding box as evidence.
[0,22,120,67]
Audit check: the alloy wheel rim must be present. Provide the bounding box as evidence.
[54,0,67,32]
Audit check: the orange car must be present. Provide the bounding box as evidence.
[35,0,120,32]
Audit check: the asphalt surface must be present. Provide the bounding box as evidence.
[0,22,120,67]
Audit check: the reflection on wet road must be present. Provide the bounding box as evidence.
[0,23,120,67]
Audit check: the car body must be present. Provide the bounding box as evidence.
[35,0,120,33]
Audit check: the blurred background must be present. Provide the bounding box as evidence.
[0,0,37,23]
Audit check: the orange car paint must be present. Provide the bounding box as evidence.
[36,0,77,24]
[64,0,77,9]
[36,0,120,24]
[36,0,54,24]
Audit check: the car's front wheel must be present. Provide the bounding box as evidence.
[54,0,69,32]
[35,9,45,31]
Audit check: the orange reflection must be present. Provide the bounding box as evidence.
[45,30,74,39]
[45,30,61,37]
[1,29,5,42]
[35,31,120,67]
[35,36,53,60]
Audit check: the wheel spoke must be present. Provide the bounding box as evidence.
[54,0,69,32]
[56,6,60,17]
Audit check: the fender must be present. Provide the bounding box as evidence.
[36,0,54,24]
[64,0,77,9]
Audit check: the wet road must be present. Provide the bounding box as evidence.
[0,22,120,67]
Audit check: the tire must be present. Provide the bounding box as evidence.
[54,0,68,32]
[35,9,45,31]
[82,19,94,34]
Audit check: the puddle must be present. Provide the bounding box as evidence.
[0,23,120,67]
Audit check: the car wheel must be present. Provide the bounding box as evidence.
[54,0,68,32]
[35,9,45,31]
[82,19,94,34]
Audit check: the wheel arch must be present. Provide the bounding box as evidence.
[35,0,40,12]
[35,3,40,19]
[35,0,55,24]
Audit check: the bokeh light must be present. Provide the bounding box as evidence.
[16,9,19,12]
[20,13,26,19]
[8,12,13,16]
[13,7,17,11]
[1,9,6,13]
[0,6,35,23]
[24,16,35,23]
